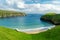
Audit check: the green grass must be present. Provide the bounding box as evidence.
[0,27,31,40]
[0,25,60,40]
[32,25,60,40]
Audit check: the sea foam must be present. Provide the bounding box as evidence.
[14,25,55,32]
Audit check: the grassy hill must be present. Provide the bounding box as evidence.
[0,27,31,40]
[0,25,60,40]
[0,10,26,18]
[41,13,60,25]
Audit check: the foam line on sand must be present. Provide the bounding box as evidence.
[15,25,55,34]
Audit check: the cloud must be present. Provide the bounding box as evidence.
[23,3,60,13]
[20,4,56,13]
[6,0,14,5]
[6,0,25,8]
[20,3,41,13]
[40,4,60,13]
[17,1,25,8]
[52,1,60,4]
[0,0,60,14]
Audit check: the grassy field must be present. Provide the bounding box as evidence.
[0,27,31,40]
[0,25,60,40]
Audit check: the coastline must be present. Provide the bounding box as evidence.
[15,25,55,34]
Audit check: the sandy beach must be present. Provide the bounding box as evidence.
[15,25,55,34]
[15,28,48,34]
[24,29,47,34]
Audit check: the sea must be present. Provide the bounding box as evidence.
[0,14,54,31]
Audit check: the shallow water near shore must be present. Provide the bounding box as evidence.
[0,14,54,31]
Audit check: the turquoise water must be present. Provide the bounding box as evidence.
[0,14,53,30]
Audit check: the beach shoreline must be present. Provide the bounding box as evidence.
[15,25,55,34]
[23,29,47,34]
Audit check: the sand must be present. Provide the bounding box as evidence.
[15,28,48,34]
[24,30,47,34]
[15,25,55,34]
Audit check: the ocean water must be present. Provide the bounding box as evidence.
[0,14,54,30]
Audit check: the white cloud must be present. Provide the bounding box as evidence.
[22,3,60,13]
[17,2,25,8]
[1,0,60,14]
[52,1,60,4]
[40,4,60,13]
[15,0,25,8]
[40,4,53,11]
[21,4,41,13]
[16,3,60,13]
[20,4,54,13]
[6,0,25,8]
[6,0,15,5]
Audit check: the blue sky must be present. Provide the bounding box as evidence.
[0,0,60,14]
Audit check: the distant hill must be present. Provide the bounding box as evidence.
[0,10,26,18]
[0,25,60,40]
[40,12,60,25]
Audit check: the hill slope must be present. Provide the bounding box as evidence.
[40,13,60,25]
[32,25,60,40]
[0,27,31,40]
[0,25,60,40]
[0,10,26,18]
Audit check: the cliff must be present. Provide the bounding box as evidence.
[0,10,26,18]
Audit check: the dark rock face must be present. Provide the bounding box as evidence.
[40,14,60,25]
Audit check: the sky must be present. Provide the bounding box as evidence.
[0,0,60,14]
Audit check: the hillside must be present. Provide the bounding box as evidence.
[0,25,60,40]
[40,13,60,25]
[0,27,31,40]
[0,10,26,18]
